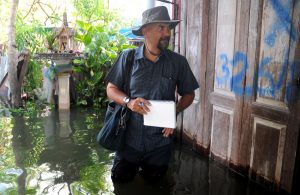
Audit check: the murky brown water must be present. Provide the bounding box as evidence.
[0,105,279,195]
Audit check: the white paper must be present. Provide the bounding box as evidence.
[143,100,176,128]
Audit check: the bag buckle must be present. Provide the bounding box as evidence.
[116,109,127,135]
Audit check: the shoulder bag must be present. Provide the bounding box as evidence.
[96,49,135,151]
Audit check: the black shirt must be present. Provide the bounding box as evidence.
[105,45,199,152]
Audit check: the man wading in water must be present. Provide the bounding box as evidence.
[105,6,199,182]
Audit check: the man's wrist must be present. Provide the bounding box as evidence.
[123,96,130,106]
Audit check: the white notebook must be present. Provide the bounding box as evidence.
[143,100,176,128]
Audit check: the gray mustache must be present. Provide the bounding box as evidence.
[160,37,170,41]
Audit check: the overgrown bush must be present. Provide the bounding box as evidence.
[74,20,134,107]
[16,18,48,94]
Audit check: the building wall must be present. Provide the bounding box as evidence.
[177,0,300,193]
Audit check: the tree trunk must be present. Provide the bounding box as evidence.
[7,0,20,107]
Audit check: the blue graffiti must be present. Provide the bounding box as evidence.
[265,0,298,47]
[215,0,299,103]
[215,52,252,96]
[258,50,289,98]
[231,52,251,96]
[216,54,230,87]
[215,50,298,103]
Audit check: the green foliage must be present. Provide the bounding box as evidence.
[23,59,44,93]
[0,0,10,43]
[45,31,57,51]
[74,20,135,107]
[72,0,118,25]
[4,0,134,107]
[16,17,48,94]
[10,101,54,117]
[16,17,48,53]
[72,0,130,107]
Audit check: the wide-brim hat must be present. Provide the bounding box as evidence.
[132,6,180,36]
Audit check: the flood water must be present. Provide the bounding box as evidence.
[0,105,280,195]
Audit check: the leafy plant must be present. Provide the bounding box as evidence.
[16,17,48,53]
[10,101,54,117]
[72,0,133,107]
[45,31,57,52]
[15,17,48,95]
[74,20,134,107]
[72,0,119,24]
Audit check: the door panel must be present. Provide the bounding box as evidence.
[210,0,237,162]
[210,106,233,160]
[249,117,286,183]
[181,0,203,146]
[256,0,294,107]
[214,0,237,96]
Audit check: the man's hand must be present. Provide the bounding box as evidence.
[162,128,174,137]
[127,97,151,115]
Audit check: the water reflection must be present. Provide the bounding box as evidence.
[1,107,112,194]
[0,117,20,194]
[0,107,279,195]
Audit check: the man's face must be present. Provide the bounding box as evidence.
[143,23,171,50]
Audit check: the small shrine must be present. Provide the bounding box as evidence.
[35,12,82,110]
[54,12,77,52]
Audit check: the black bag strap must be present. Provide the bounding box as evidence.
[123,49,135,96]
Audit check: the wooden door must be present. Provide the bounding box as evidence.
[246,0,300,191]
[209,0,300,192]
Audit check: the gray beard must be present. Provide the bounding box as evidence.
[157,38,170,50]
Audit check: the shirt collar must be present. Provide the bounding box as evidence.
[135,45,144,60]
[135,44,166,61]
